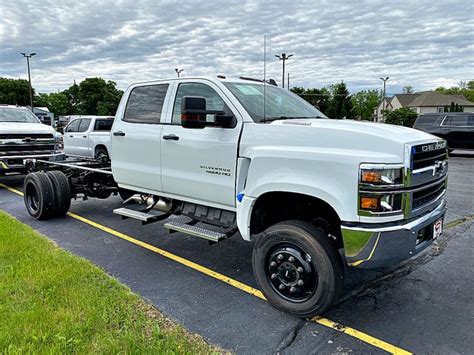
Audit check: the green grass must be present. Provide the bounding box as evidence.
[0,211,217,354]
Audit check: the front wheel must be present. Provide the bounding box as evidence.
[252,220,344,318]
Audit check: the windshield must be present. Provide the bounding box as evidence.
[0,107,40,123]
[224,82,327,123]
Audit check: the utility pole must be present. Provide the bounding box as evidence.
[175,68,183,78]
[20,52,36,109]
[275,53,293,89]
[287,73,290,90]
[379,76,389,122]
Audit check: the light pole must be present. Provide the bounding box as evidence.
[380,76,389,122]
[21,52,36,109]
[175,68,183,78]
[275,53,293,89]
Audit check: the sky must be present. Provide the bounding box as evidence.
[1,0,473,94]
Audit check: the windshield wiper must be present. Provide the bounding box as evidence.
[261,116,324,123]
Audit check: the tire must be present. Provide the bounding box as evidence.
[252,220,344,318]
[95,147,109,161]
[23,172,56,220]
[46,171,71,217]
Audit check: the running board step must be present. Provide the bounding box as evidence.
[164,220,226,242]
[113,207,164,224]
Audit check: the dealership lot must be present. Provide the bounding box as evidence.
[1,152,473,354]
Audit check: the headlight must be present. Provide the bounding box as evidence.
[359,164,403,186]
[54,134,64,150]
[358,163,405,216]
[359,193,403,213]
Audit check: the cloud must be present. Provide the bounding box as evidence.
[1,0,473,93]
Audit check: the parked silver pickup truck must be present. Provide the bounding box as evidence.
[0,105,64,175]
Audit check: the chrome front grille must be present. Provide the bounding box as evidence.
[412,180,446,210]
[411,141,448,172]
[0,133,56,157]
[407,140,448,216]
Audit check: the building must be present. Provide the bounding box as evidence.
[374,97,392,122]
[407,92,474,115]
[33,107,55,126]
[375,92,474,122]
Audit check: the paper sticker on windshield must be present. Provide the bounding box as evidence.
[235,85,262,96]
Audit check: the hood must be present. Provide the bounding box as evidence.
[241,118,442,163]
[274,119,435,143]
[0,122,56,135]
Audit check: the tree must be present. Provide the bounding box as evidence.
[291,87,331,115]
[402,86,413,94]
[76,78,123,115]
[326,81,354,119]
[46,92,72,116]
[384,107,418,127]
[0,77,33,106]
[351,89,381,120]
[435,81,474,102]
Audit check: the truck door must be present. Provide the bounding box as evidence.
[160,80,242,208]
[111,83,171,193]
[63,118,83,156]
[76,118,91,156]
[444,114,470,149]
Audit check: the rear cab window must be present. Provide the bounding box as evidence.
[123,84,169,124]
[94,119,114,131]
[442,114,468,127]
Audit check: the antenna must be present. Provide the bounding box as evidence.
[263,34,266,122]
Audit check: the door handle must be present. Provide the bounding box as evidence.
[113,131,126,136]
[82,135,87,138]
[69,135,73,138]
[163,134,179,141]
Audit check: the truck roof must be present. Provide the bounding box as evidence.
[128,76,276,88]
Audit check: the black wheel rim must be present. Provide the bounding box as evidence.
[266,243,318,303]
[26,183,40,213]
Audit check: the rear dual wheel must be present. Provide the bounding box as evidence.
[24,171,71,220]
[252,220,344,318]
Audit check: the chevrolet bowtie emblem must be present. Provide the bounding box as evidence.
[433,160,447,176]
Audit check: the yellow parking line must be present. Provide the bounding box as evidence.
[0,182,411,354]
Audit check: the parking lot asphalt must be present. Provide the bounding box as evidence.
[1,152,473,354]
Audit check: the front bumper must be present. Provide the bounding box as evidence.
[0,153,65,173]
[341,200,446,268]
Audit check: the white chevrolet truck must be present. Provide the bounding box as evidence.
[0,105,64,175]
[63,116,113,159]
[22,77,448,317]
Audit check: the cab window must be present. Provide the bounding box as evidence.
[78,118,91,132]
[65,119,80,132]
[443,115,468,127]
[124,84,169,124]
[94,119,113,131]
[171,83,228,124]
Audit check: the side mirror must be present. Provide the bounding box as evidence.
[181,96,207,129]
[181,96,227,129]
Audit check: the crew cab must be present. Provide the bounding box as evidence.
[0,105,64,175]
[63,116,113,159]
[22,77,448,317]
